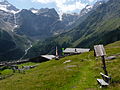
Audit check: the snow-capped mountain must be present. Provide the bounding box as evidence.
[30,8,39,14]
[93,0,105,9]
[80,5,93,16]
[0,0,107,39]
[0,0,19,14]
[0,0,20,31]
[79,0,107,17]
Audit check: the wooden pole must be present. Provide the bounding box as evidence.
[101,56,108,76]
[56,46,58,56]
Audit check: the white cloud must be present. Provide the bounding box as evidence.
[88,0,96,2]
[32,0,87,13]
[32,0,54,4]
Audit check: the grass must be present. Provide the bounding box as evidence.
[0,41,120,90]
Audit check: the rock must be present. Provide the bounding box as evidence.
[63,60,72,64]
[105,56,116,60]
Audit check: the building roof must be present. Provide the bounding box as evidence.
[63,48,90,53]
[41,55,56,60]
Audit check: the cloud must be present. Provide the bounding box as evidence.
[32,0,54,4]
[88,0,96,2]
[32,0,87,13]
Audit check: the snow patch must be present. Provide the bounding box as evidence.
[31,9,38,14]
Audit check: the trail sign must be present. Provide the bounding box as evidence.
[94,45,108,75]
[94,45,106,57]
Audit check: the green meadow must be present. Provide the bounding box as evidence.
[0,41,120,90]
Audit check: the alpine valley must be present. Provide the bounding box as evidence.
[0,0,120,61]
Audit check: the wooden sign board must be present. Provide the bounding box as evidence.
[94,45,106,57]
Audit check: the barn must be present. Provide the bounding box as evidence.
[29,55,56,63]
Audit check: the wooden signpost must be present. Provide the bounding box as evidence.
[55,46,59,60]
[94,45,108,76]
[94,45,106,57]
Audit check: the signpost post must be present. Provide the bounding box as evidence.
[62,48,65,56]
[55,46,59,60]
[56,46,58,56]
[94,45,108,76]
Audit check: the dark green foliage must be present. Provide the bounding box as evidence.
[25,40,60,58]
[0,29,30,61]
[77,27,120,48]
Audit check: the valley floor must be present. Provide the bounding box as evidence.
[0,41,120,90]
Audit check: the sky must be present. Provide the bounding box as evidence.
[4,0,99,13]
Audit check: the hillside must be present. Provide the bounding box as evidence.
[54,0,120,48]
[0,29,30,61]
[0,41,120,90]
[26,0,120,58]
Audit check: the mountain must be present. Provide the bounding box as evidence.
[61,13,79,29]
[15,8,80,39]
[0,0,81,60]
[67,1,105,32]
[15,8,61,39]
[0,0,20,31]
[0,0,19,13]
[0,1,66,39]
[25,0,120,58]
[0,1,32,61]
[1,0,119,60]
[58,0,120,48]
[80,5,93,17]
[0,1,81,40]
[55,0,120,47]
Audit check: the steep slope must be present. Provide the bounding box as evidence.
[15,8,61,39]
[0,0,19,12]
[0,0,80,40]
[15,8,80,39]
[0,1,33,61]
[0,0,81,60]
[0,0,19,31]
[0,29,30,61]
[71,0,120,47]
[53,0,120,48]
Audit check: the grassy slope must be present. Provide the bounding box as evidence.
[0,41,120,90]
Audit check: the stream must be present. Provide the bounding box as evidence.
[12,12,18,32]
[19,40,33,60]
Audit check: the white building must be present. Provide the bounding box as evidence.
[63,48,90,55]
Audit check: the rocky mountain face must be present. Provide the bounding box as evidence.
[15,8,80,39]
[0,1,79,40]
[0,0,19,12]
[26,0,120,58]
[80,5,93,17]
[15,8,60,39]
[55,0,120,47]
[0,0,20,32]
[0,0,95,40]
[0,1,30,61]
